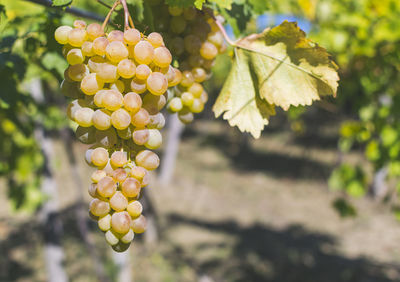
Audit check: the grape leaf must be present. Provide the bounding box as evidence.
[213,48,275,138]
[213,21,339,138]
[210,0,233,9]
[52,0,72,7]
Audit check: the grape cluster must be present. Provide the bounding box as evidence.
[149,3,226,123]
[55,19,179,251]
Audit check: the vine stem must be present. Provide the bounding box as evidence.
[120,0,130,30]
[214,18,237,47]
[101,0,121,31]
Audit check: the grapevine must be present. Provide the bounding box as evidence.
[54,0,226,252]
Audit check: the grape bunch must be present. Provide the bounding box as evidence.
[149,3,226,123]
[55,19,179,251]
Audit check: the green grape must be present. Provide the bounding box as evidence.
[169,37,185,55]
[170,16,186,34]
[145,129,162,149]
[110,151,128,167]
[134,40,154,65]
[75,107,94,127]
[168,6,183,16]
[148,112,165,129]
[184,35,202,55]
[190,98,204,113]
[188,55,204,68]
[61,80,82,98]
[87,23,104,41]
[147,72,168,95]
[93,37,109,56]
[169,68,182,87]
[162,65,176,83]
[67,64,89,81]
[153,47,172,68]
[110,191,128,212]
[97,63,119,83]
[106,41,129,63]
[91,147,109,167]
[181,92,194,107]
[200,90,208,103]
[67,48,85,65]
[54,25,72,44]
[127,200,142,218]
[97,176,117,197]
[68,28,87,47]
[111,211,131,234]
[107,30,124,42]
[81,41,95,57]
[95,128,118,148]
[147,32,164,48]
[183,7,197,21]
[168,97,183,112]
[131,108,150,128]
[92,109,111,130]
[117,59,136,78]
[111,108,131,130]
[135,64,151,80]
[89,198,110,217]
[130,78,147,94]
[75,126,96,144]
[178,108,194,124]
[180,71,194,87]
[142,93,166,114]
[123,92,142,113]
[91,169,107,183]
[120,229,134,244]
[105,230,119,246]
[124,28,141,45]
[81,73,104,95]
[192,67,207,83]
[131,215,146,233]
[102,90,123,111]
[112,242,131,252]
[135,150,160,170]
[121,178,141,198]
[98,214,111,231]
[188,82,203,98]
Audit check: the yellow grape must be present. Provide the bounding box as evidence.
[148,112,165,129]
[87,23,104,41]
[111,211,131,234]
[153,47,172,68]
[200,91,208,103]
[89,198,110,217]
[88,56,106,73]
[142,93,166,114]
[130,166,147,181]
[93,37,109,56]
[106,41,129,63]
[180,71,194,87]
[98,214,111,231]
[200,42,218,60]
[110,151,128,167]
[135,64,151,80]
[178,109,194,124]
[181,92,194,106]
[81,41,95,57]
[102,90,123,111]
[190,98,204,113]
[97,63,119,83]
[81,73,104,95]
[54,26,72,44]
[169,68,182,87]
[91,147,109,167]
[207,31,224,47]
[145,129,162,150]
[88,183,97,198]
[123,92,142,113]
[94,89,107,107]
[68,28,87,47]
[188,82,203,98]
[131,108,150,128]
[168,6,183,16]
[105,230,119,245]
[192,67,207,83]
[131,215,147,233]
[121,178,141,198]
[168,97,183,112]
[147,32,164,48]
[183,7,197,21]
[130,78,147,94]
[127,201,142,218]
[124,28,141,45]
[133,40,154,65]
[132,128,149,145]
[91,169,107,183]
[147,72,168,95]
[111,108,131,130]
[92,109,112,130]
[67,64,89,81]
[75,107,94,127]
[117,59,136,78]
[170,16,186,34]
[110,191,128,212]
[120,229,134,244]
[135,150,160,170]
[107,30,124,42]
[73,20,86,29]
[97,176,117,197]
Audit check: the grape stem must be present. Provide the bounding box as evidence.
[214,18,237,47]
[120,0,130,30]
[101,0,121,31]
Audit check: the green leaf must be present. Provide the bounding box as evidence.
[165,0,197,8]
[213,48,275,138]
[52,0,72,7]
[41,52,67,77]
[210,0,233,9]
[194,0,206,9]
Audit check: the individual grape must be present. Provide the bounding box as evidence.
[130,78,147,94]
[188,82,203,98]
[168,6,183,16]
[89,198,110,217]
[148,112,165,129]
[147,72,168,95]
[184,35,202,55]
[67,64,89,81]
[111,211,131,234]
[162,65,176,83]
[62,44,73,58]
[121,178,141,198]
[132,128,149,145]
[141,171,150,187]
[117,59,136,78]
[91,169,107,183]
[131,215,147,233]
[147,32,164,48]
[135,150,160,170]
[117,125,134,140]
[112,242,131,252]
[133,40,154,65]
[110,80,125,93]
[94,89,107,107]
[85,149,94,166]
[200,91,208,103]
[110,151,128,167]
[81,73,104,95]
[203,59,216,70]
[88,183,98,198]
[170,16,186,34]
[190,98,204,113]
[153,47,172,68]
[188,55,204,68]
[110,191,128,212]
[169,37,184,55]
[178,108,194,124]
[91,147,109,167]
[102,90,123,111]
[127,201,142,218]
[97,63,119,83]
[180,71,194,87]
[207,31,224,47]
[68,28,87,47]
[61,80,82,98]
[105,230,119,246]
[88,56,106,73]
[75,107,94,127]
[142,93,166,115]
[131,108,150,128]
[54,26,72,44]
[112,168,128,183]
[87,23,104,41]
[75,126,96,144]
[130,166,147,181]
[145,129,162,149]
[183,7,197,21]
[135,64,151,80]
[73,20,86,29]
[93,37,109,56]
[107,30,124,42]
[111,108,131,130]
[81,41,95,57]
[124,28,141,45]
[95,128,117,148]
[66,48,85,65]
[192,67,207,83]
[92,109,112,130]
[181,91,194,107]
[169,68,182,87]
[120,229,134,244]
[106,41,129,63]
[97,176,117,197]
[84,94,96,108]
[102,160,115,176]
[168,97,183,112]
[98,214,111,231]
[123,92,142,113]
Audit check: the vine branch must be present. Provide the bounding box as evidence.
[101,0,121,31]
[120,0,130,30]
